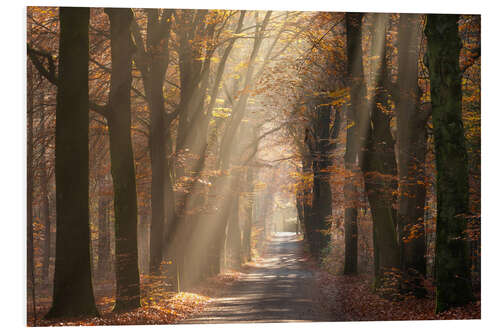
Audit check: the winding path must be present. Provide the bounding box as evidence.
[181,232,342,324]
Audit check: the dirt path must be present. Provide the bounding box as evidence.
[181,232,343,324]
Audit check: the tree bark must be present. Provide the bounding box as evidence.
[343,13,364,275]
[45,7,98,319]
[395,14,428,296]
[27,56,37,324]
[309,103,334,258]
[424,14,473,312]
[105,8,141,312]
[147,10,171,274]
[361,15,400,291]
[131,9,174,275]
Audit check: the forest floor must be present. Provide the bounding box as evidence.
[317,269,481,321]
[181,232,341,323]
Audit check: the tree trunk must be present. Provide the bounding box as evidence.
[105,8,141,312]
[343,13,364,275]
[309,104,333,258]
[242,168,254,262]
[424,14,473,312]
[40,152,51,284]
[301,152,313,246]
[149,71,166,274]
[138,9,174,275]
[45,7,98,319]
[395,14,428,296]
[361,16,400,291]
[97,185,110,279]
[27,57,37,324]
[227,193,242,269]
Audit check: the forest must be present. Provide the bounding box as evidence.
[26,6,481,326]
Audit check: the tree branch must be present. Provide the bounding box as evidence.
[27,44,58,85]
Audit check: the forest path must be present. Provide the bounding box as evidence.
[181,232,343,324]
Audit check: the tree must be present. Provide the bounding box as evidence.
[360,14,399,291]
[304,100,341,258]
[131,9,175,274]
[45,7,98,319]
[105,8,141,312]
[343,12,364,275]
[394,13,429,297]
[27,50,37,323]
[424,14,473,313]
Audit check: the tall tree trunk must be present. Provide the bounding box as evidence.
[395,14,428,296]
[424,14,473,313]
[45,7,98,319]
[130,9,174,275]
[361,15,400,291]
[105,8,141,312]
[343,13,364,275]
[27,57,37,324]
[149,70,166,274]
[309,103,334,258]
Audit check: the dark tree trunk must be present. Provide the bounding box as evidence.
[45,7,98,319]
[304,101,341,259]
[343,13,365,275]
[309,104,333,258]
[301,151,313,245]
[149,73,166,274]
[132,9,173,275]
[105,8,141,312]
[424,14,473,313]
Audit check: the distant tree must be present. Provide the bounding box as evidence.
[424,14,474,313]
[304,100,341,258]
[45,7,98,319]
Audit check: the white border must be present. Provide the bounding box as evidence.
[3,1,498,332]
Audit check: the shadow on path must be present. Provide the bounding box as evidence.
[181,232,342,324]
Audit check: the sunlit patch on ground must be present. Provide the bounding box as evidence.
[29,292,211,326]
